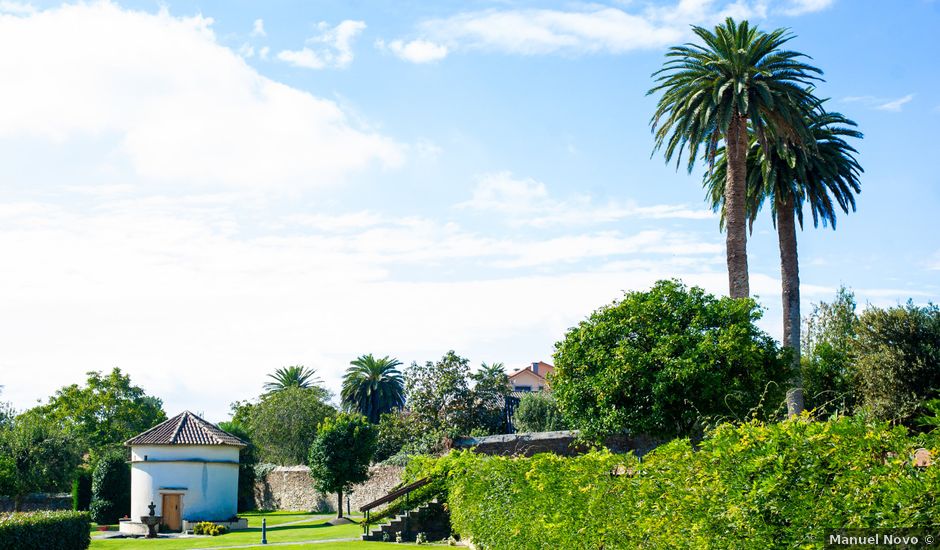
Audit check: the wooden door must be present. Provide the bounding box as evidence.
[161,494,181,531]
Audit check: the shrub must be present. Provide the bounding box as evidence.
[192,521,228,536]
[0,511,90,550]
[552,279,789,440]
[89,453,130,524]
[71,468,92,512]
[408,416,940,549]
[853,301,940,424]
[513,392,567,433]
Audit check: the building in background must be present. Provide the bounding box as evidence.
[508,361,554,393]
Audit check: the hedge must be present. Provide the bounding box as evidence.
[407,416,940,549]
[0,511,90,550]
[89,453,130,524]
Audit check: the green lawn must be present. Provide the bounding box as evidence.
[89,513,429,549]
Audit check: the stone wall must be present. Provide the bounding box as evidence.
[253,464,403,513]
[0,493,72,512]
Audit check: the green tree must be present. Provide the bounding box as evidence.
[249,386,335,464]
[0,412,81,510]
[706,110,863,414]
[373,410,417,463]
[853,301,940,424]
[405,351,474,437]
[263,365,327,398]
[35,368,165,461]
[341,354,405,424]
[218,421,258,512]
[649,18,822,299]
[89,451,130,524]
[307,413,377,519]
[469,363,511,435]
[801,286,859,413]
[552,280,788,440]
[514,393,568,433]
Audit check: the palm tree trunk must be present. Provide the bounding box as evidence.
[336,489,344,519]
[777,197,804,416]
[724,114,750,298]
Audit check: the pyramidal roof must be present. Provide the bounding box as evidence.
[125,411,246,447]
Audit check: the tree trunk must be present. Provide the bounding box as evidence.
[777,197,804,416]
[724,114,750,299]
[13,493,22,512]
[336,489,343,519]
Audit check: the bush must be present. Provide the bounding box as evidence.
[71,468,92,512]
[853,301,940,424]
[408,416,940,549]
[192,521,228,536]
[552,279,789,440]
[89,453,130,524]
[0,511,90,550]
[513,393,568,433]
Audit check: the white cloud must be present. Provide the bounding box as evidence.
[380,38,449,63]
[0,3,402,188]
[0,1,34,15]
[251,18,265,37]
[238,42,254,58]
[844,93,915,112]
[278,19,366,69]
[877,94,914,112]
[459,172,715,226]
[777,0,835,16]
[0,193,730,418]
[384,0,831,59]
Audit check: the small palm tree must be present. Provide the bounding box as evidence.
[263,365,322,393]
[341,355,405,424]
[706,108,863,414]
[649,18,822,298]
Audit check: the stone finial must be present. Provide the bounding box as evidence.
[148,501,157,516]
[913,448,933,468]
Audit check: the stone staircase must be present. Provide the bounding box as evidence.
[361,500,450,542]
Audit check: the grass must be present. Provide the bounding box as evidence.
[89,512,430,549]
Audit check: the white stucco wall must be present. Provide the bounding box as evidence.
[129,445,239,522]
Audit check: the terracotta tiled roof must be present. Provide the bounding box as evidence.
[125,411,246,447]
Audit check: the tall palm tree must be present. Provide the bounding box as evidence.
[706,108,863,414]
[649,18,823,298]
[263,365,322,393]
[341,354,405,423]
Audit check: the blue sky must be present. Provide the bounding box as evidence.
[0,0,937,421]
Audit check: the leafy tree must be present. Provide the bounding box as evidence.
[341,354,405,423]
[405,351,474,438]
[552,280,788,440]
[801,286,859,413]
[35,368,165,461]
[514,393,568,433]
[0,412,81,510]
[649,18,822,299]
[706,109,863,415]
[373,410,418,463]
[853,301,940,424]
[89,451,130,524]
[218,421,258,512]
[249,387,335,464]
[307,413,377,519]
[263,365,327,399]
[469,363,511,435]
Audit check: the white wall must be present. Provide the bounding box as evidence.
[129,445,240,522]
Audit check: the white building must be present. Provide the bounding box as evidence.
[119,411,247,535]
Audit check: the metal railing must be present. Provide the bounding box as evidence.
[359,477,431,535]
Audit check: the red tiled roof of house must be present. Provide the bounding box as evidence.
[125,410,245,447]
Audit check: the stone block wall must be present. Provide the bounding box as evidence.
[253,464,403,513]
[0,493,72,512]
